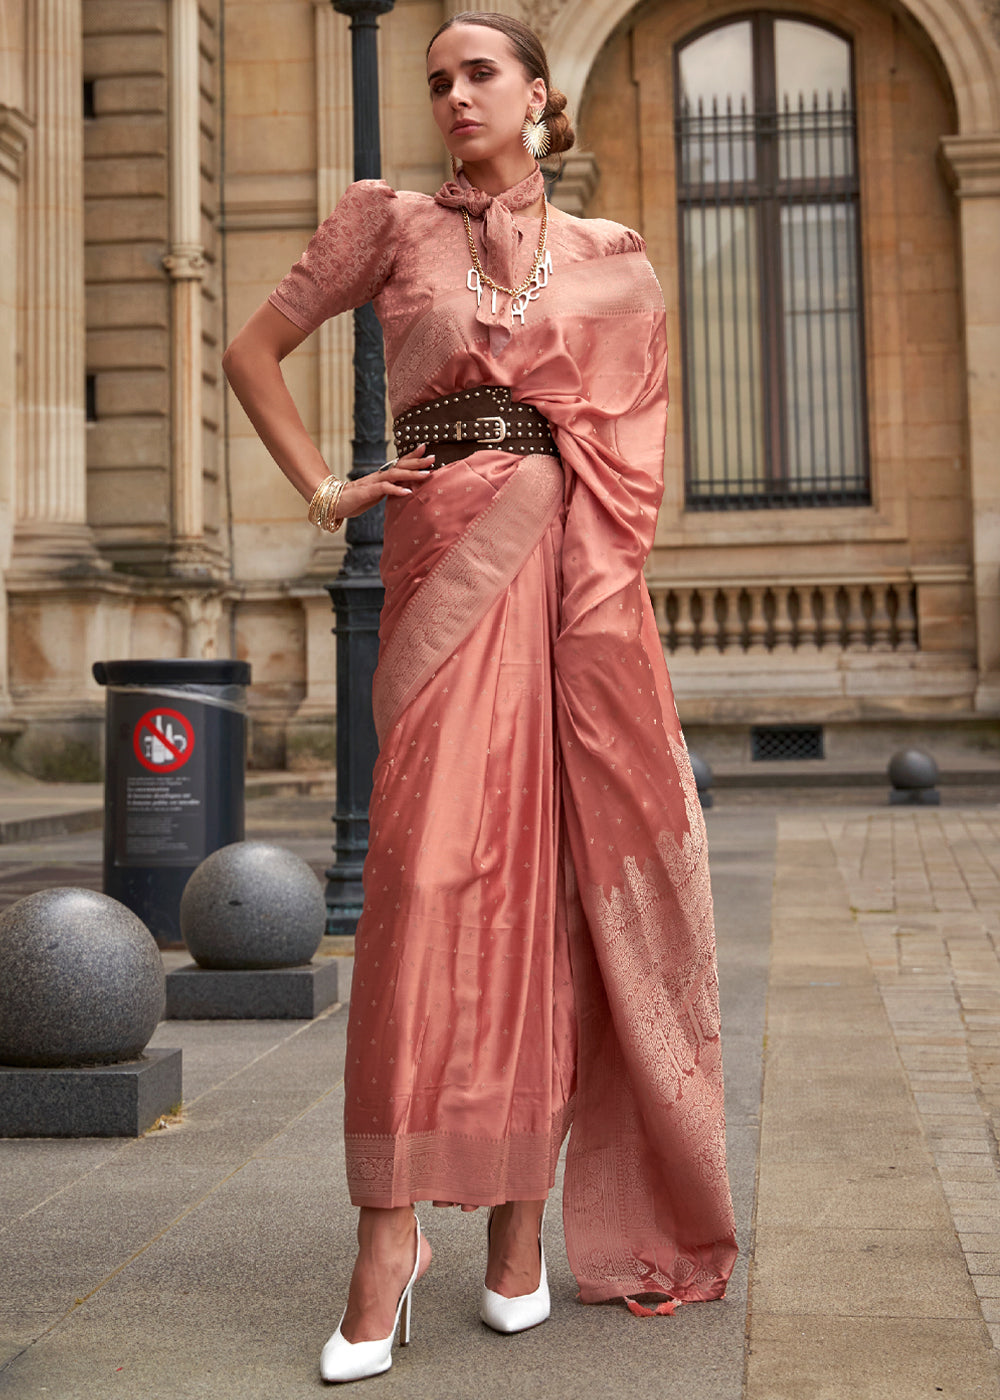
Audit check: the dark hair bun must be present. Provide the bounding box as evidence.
[544,87,575,156]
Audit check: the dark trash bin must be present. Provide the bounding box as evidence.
[92,659,252,947]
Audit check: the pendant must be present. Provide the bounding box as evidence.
[467,271,499,317]
[466,251,553,325]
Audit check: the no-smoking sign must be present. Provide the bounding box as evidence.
[133,708,195,773]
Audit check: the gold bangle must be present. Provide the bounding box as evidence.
[320,476,344,529]
[308,474,346,533]
[321,478,346,533]
[308,474,337,526]
[332,478,347,531]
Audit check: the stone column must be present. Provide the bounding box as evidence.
[12,0,100,574]
[941,133,1000,711]
[164,0,210,576]
[0,103,31,717]
[285,0,354,758]
[0,0,28,711]
[309,0,353,583]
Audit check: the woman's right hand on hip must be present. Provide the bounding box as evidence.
[334,445,435,520]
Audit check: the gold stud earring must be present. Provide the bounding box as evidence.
[521,105,550,160]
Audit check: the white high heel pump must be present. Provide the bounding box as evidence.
[480,1203,550,1334]
[320,1214,422,1383]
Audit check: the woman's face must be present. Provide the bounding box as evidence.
[426,24,546,167]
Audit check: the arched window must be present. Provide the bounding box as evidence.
[676,16,869,509]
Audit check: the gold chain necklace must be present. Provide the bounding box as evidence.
[462,201,549,301]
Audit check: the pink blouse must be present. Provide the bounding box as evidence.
[269,179,646,416]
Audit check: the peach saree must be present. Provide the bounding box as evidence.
[270,174,737,1305]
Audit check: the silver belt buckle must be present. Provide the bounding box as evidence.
[474,415,507,444]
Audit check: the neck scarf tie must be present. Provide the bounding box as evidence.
[434,165,545,351]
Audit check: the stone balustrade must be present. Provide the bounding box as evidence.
[648,578,920,655]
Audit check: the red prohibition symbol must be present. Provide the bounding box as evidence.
[133,708,195,774]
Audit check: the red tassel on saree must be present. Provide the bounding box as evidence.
[269,177,737,1307]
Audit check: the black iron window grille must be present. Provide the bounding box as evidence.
[751,725,825,760]
[676,15,870,510]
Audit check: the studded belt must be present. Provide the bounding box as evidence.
[392,386,558,467]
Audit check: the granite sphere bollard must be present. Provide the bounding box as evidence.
[180,842,327,971]
[0,888,165,1068]
[888,747,939,789]
[888,748,941,805]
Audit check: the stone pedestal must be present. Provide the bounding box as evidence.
[165,960,340,1020]
[889,788,942,806]
[0,1049,182,1137]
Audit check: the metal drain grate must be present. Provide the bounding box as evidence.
[751,725,824,761]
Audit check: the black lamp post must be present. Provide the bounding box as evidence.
[324,0,395,936]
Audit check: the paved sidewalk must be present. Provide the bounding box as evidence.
[835,809,1000,1329]
[0,770,335,845]
[0,793,998,1397]
[750,808,1000,1397]
[0,792,337,914]
[3,748,999,842]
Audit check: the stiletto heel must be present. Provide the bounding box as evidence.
[320,1214,422,1383]
[480,1203,550,1334]
[399,1288,411,1346]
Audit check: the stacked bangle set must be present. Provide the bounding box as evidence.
[308,474,347,533]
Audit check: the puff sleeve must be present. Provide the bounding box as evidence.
[267,180,399,334]
[617,227,646,255]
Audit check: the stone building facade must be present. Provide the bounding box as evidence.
[0,0,997,776]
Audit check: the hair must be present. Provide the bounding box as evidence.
[426,11,575,157]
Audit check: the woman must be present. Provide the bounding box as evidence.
[223,12,737,1382]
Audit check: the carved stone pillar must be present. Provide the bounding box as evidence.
[283,0,355,763]
[309,0,353,584]
[171,588,225,658]
[941,133,1000,711]
[0,105,30,717]
[12,0,100,574]
[165,0,212,576]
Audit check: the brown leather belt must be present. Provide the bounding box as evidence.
[392,386,558,467]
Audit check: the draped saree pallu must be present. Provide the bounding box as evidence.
[268,172,737,1308]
